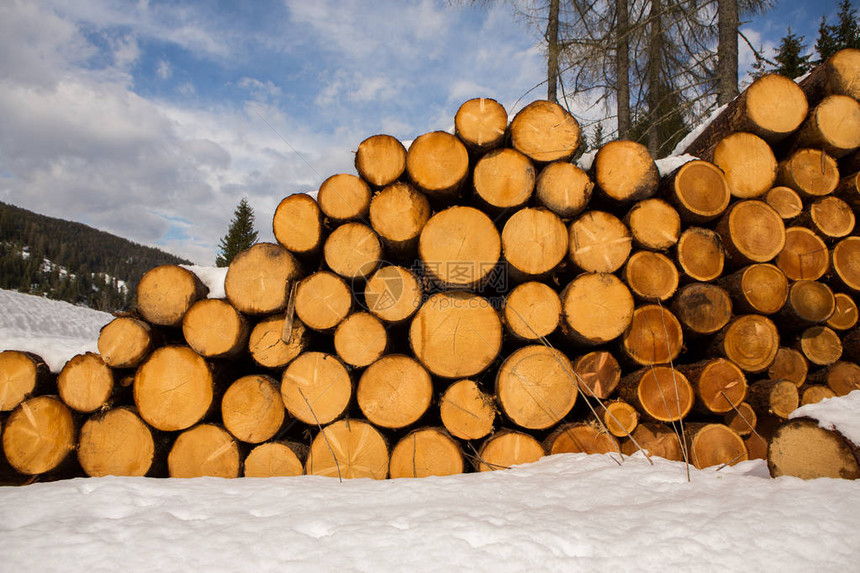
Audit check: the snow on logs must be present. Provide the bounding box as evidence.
[3,50,860,484]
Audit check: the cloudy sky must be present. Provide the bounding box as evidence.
[0,0,836,264]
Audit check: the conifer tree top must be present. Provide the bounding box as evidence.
[216,198,259,268]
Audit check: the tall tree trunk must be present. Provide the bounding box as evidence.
[547,0,560,103]
[718,0,740,105]
[616,0,631,138]
[647,0,662,156]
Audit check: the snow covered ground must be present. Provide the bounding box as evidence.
[2,288,860,572]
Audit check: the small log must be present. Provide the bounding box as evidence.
[509,100,581,163]
[768,347,809,387]
[671,283,732,336]
[776,148,840,198]
[775,227,829,281]
[244,442,304,477]
[2,396,76,476]
[723,402,758,437]
[503,281,562,341]
[747,379,799,419]
[801,385,837,405]
[305,419,389,480]
[662,160,731,224]
[280,352,352,426]
[418,206,501,289]
[354,134,406,187]
[768,417,860,479]
[225,243,302,316]
[592,140,659,203]
[828,293,859,331]
[620,305,684,367]
[832,236,860,292]
[765,186,804,220]
[675,227,725,282]
[679,358,748,414]
[801,196,855,241]
[134,346,214,432]
[621,422,684,462]
[473,148,536,212]
[567,210,632,274]
[57,352,114,413]
[686,423,748,469]
[625,198,681,251]
[809,360,860,397]
[357,354,433,430]
[476,430,544,471]
[317,173,371,222]
[454,97,507,154]
[368,181,431,258]
[501,208,568,280]
[334,312,388,368]
[791,95,860,158]
[572,351,621,400]
[797,48,860,103]
[389,428,464,478]
[182,299,249,359]
[544,422,620,455]
[168,424,240,479]
[409,292,503,379]
[709,132,777,199]
[618,366,694,422]
[294,271,352,332]
[406,131,470,201]
[248,315,308,370]
[777,279,836,328]
[716,200,786,266]
[560,273,634,346]
[78,407,157,477]
[363,265,423,324]
[136,264,209,327]
[272,193,323,256]
[98,317,153,369]
[439,379,496,441]
[602,400,640,439]
[745,433,769,460]
[495,345,578,430]
[221,374,285,444]
[535,161,593,219]
[713,315,780,373]
[836,171,860,210]
[720,263,788,315]
[0,350,51,412]
[798,325,843,366]
[323,222,382,281]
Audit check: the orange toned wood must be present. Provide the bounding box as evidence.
[503,281,561,341]
[502,208,567,280]
[134,346,214,432]
[686,423,748,469]
[675,227,725,282]
[836,171,860,210]
[814,361,860,397]
[792,95,860,158]
[406,131,470,200]
[317,172,371,222]
[294,271,352,332]
[535,161,593,218]
[477,430,544,471]
[98,317,153,369]
[777,148,840,198]
[354,134,406,187]
[671,283,732,335]
[602,400,640,438]
[714,315,780,373]
[334,312,388,368]
[663,160,732,224]
[364,265,423,324]
[439,379,496,441]
[799,325,843,366]
[182,299,249,359]
[745,433,769,460]
[305,419,389,480]
[592,140,659,203]
[723,402,758,437]
[509,100,581,163]
[357,355,433,430]
[803,196,855,240]
[281,352,352,426]
[765,186,804,220]
[776,227,829,281]
[221,374,285,444]
[768,417,860,479]
[272,193,323,256]
[0,350,50,412]
[801,385,837,405]
[545,422,620,455]
[747,379,800,419]
[620,305,684,366]
[768,347,809,387]
[625,198,681,250]
[561,273,634,345]
[454,97,508,154]
[78,408,156,477]
[679,358,747,414]
[621,423,684,462]
[473,148,536,212]
[721,263,788,315]
[832,236,860,292]
[248,315,308,369]
[778,279,836,327]
[168,424,240,479]
[419,206,501,289]
[798,48,860,103]
[225,242,302,316]
[618,366,694,422]
[828,293,859,331]
[2,396,75,476]
[244,442,304,477]
[568,210,632,273]
[57,352,113,413]
[572,351,621,400]
[409,292,503,379]
[710,132,777,198]
[716,200,786,266]
[323,222,382,280]
[136,264,208,327]
[389,428,464,479]
[368,182,431,257]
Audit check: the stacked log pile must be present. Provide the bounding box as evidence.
[2,50,860,484]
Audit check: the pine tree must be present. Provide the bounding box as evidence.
[816,15,839,64]
[772,27,813,79]
[216,198,259,267]
[592,122,604,150]
[833,0,860,50]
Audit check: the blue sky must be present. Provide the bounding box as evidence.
[0,0,848,264]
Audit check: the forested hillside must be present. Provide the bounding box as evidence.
[0,201,191,311]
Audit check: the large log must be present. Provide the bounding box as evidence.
[832,236,860,292]
[544,422,620,455]
[592,140,659,203]
[720,263,788,315]
[323,222,382,281]
[454,97,507,154]
[620,422,684,462]
[305,419,389,479]
[777,279,836,328]
[708,132,777,199]
[776,149,840,198]
[406,131,470,201]
[799,325,843,366]
[768,417,860,479]
[560,273,634,346]
[679,358,748,414]
[317,173,371,222]
[501,207,568,280]
[503,281,562,341]
[182,299,249,359]
[439,379,496,441]
[509,100,581,163]
[801,385,837,405]
[747,379,800,419]
[476,430,544,471]
[716,200,786,266]
[97,317,154,369]
[247,315,308,370]
[662,160,731,224]
[2,396,75,476]
[567,210,632,273]
[168,424,240,479]
[368,182,431,258]
[675,227,725,282]
[57,352,114,413]
[389,428,464,479]
[776,227,829,281]
[797,48,860,104]
[535,161,593,219]
[473,148,536,212]
[713,315,780,373]
[357,354,433,430]
[765,186,804,220]
[686,423,748,469]
[363,265,423,324]
[572,351,621,400]
[620,305,684,367]
[671,282,732,336]
[800,196,855,241]
[354,134,407,187]
[225,243,302,316]
[280,352,352,426]
[78,407,156,477]
[618,366,694,422]
[294,271,352,332]
[333,312,388,368]
[272,193,323,256]
[136,264,208,327]
[791,95,860,158]
[0,350,51,412]
[625,198,681,251]
[221,374,285,444]
[244,442,305,477]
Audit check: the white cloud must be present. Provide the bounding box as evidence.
[156,59,172,80]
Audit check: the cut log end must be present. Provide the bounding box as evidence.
[294,271,352,332]
[723,263,788,315]
[368,182,431,255]
[573,351,621,400]
[79,408,155,477]
[305,419,389,480]
[419,206,501,289]
[168,424,240,479]
[323,222,382,280]
[833,237,860,292]
[723,402,758,437]
[545,422,620,455]
[57,352,114,413]
[778,148,840,197]
[97,317,153,369]
[768,347,809,387]
[688,423,748,469]
[317,173,371,222]
[561,273,634,345]
[768,417,860,480]
[712,132,777,198]
[676,227,725,282]
[0,350,49,412]
[510,100,581,163]
[334,312,388,368]
[593,140,659,203]
[603,401,640,438]
[503,281,562,341]
[406,131,470,199]
[355,134,406,187]
[182,299,249,359]
[225,243,302,316]
[717,200,786,265]
[502,208,567,279]
[389,428,464,479]
[621,305,684,366]
[473,148,536,211]
[221,374,285,444]
[477,430,544,472]
[136,264,208,327]
[745,73,809,140]
[718,315,780,373]
[568,210,632,274]
[358,355,433,430]
[272,193,323,255]
[454,97,507,153]
[439,379,496,441]
[2,396,75,476]
[535,161,593,218]
[668,160,731,223]
[625,198,681,250]
[281,352,351,426]
[765,186,804,220]
[672,283,732,335]
[364,265,423,324]
[244,442,304,478]
[248,315,308,370]
[799,325,843,366]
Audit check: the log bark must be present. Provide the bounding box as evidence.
[272,193,323,256]
[454,97,507,154]
[836,171,860,210]
[800,196,855,241]
[221,374,285,444]
[713,315,780,373]
[625,198,681,251]
[801,385,837,405]
[777,279,836,328]
[363,265,423,324]
[686,423,748,469]
[182,299,249,359]
[476,430,544,471]
[845,328,860,363]
[675,227,725,282]
[544,422,620,455]
[305,419,389,479]
[679,358,748,414]
[317,173,371,222]
[535,161,593,219]
[828,293,859,331]
[716,200,786,266]
[78,407,157,477]
[560,273,634,346]
[406,131,470,201]
[662,160,731,224]
[168,424,240,479]
[620,422,684,462]
[747,379,799,419]
[323,222,382,281]
[357,354,433,430]
[294,271,352,332]
[244,441,305,477]
[409,292,503,379]
[776,227,829,281]
[473,148,536,212]
[334,312,388,368]
[572,351,621,400]
[389,427,464,478]
[0,350,51,412]
[439,379,496,441]
[797,48,860,104]
[776,148,840,198]
[501,208,567,280]
[368,182,431,258]
[592,140,659,203]
[602,400,640,439]
[280,352,352,426]
[354,134,407,187]
[791,95,860,158]
[248,314,308,370]
[57,352,114,413]
[509,100,581,163]
[136,264,209,327]
[832,236,860,292]
[723,402,758,437]
[97,317,154,369]
[720,263,788,315]
[620,305,684,367]
[134,346,214,432]
[765,186,803,220]
[2,396,76,476]
[618,366,694,422]
[567,210,632,274]
[798,325,843,366]
[503,281,561,341]
[671,282,732,335]
[225,243,302,316]
[495,345,578,430]
[767,347,809,387]
[768,417,860,479]
[708,132,777,199]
